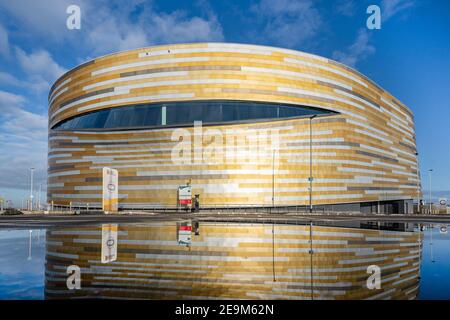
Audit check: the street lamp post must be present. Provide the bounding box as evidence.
[428,169,433,214]
[38,183,42,211]
[309,115,317,213]
[272,149,275,208]
[29,167,35,211]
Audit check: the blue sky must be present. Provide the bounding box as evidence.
[419,226,450,299]
[0,0,449,206]
[0,229,46,299]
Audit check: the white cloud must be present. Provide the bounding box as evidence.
[0,91,47,143]
[0,91,47,192]
[0,23,9,56]
[0,0,79,41]
[331,0,416,68]
[16,48,66,84]
[250,0,322,48]
[87,21,148,54]
[83,3,148,55]
[0,72,24,87]
[84,3,224,55]
[26,75,53,93]
[11,48,67,94]
[0,70,54,94]
[382,0,416,21]
[334,0,356,17]
[147,11,224,44]
[0,0,224,56]
[0,90,26,107]
[332,28,375,68]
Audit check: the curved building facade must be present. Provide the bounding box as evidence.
[48,43,420,212]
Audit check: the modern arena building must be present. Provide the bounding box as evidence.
[47,43,420,213]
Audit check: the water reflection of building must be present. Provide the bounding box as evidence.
[45,222,421,300]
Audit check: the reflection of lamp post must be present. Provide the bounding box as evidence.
[272,223,276,282]
[309,115,317,213]
[27,230,33,260]
[415,152,420,213]
[309,221,314,300]
[418,224,423,278]
[430,224,435,263]
[428,169,433,214]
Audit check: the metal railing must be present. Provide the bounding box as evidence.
[42,203,332,215]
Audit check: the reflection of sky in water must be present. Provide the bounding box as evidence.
[0,223,450,299]
[419,225,450,300]
[0,229,46,299]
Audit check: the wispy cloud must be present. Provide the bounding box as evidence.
[331,0,417,68]
[250,0,322,48]
[145,10,224,44]
[15,48,67,84]
[84,2,224,55]
[0,0,224,56]
[0,72,24,87]
[0,48,68,94]
[0,23,9,57]
[334,0,357,17]
[0,91,47,191]
[382,0,416,21]
[332,28,375,68]
[0,0,80,41]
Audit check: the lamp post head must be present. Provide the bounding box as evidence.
[310,114,317,120]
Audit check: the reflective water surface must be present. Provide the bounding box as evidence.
[0,220,449,300]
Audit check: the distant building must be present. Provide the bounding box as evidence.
[47,43,419,213]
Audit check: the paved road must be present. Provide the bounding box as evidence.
[1,212,450,228]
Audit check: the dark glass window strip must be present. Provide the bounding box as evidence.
[52,100,337,130]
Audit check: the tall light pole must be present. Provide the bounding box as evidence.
[29,167,35,211]
[38,183,42,211]
[428,169,433,214]
[272,149,275,208]
[309,115,317,213]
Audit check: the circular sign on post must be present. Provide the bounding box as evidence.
[107,238,115,247]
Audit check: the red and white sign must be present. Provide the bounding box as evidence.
[178,185,192,206]
[177,221,192,245]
